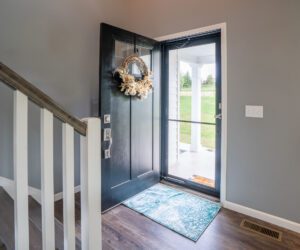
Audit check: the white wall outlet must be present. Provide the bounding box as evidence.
[245,105,264,118]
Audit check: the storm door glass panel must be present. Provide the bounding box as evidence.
[168,121,216,188]
[167,43,217,189]
[168,43,216,124]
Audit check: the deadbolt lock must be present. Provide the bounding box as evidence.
[104,114,111,124]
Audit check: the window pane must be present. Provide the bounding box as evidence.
[168,43,216,124]
[168,121,216,187]
[115,40,134,67]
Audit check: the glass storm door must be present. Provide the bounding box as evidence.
[161,32,221,197]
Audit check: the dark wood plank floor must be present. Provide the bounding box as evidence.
[35,185,300,250]
[100,183,300,250]
[1,185,300,249]
[102,205,300,250]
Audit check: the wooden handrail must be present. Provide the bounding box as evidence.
[0,62,87,136]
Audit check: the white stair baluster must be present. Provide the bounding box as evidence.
[14,90,29,250]
[62,123,76,250]
[41,108,55,250]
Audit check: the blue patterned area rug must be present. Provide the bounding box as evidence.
[122,184,221,241]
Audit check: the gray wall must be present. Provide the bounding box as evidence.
[0,0,129,192]
[124,0,300,223]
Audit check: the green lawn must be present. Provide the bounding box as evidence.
[179,84,216,149]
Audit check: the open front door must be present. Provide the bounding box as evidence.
[99,23,160,211]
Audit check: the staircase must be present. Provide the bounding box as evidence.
[0,187,82,250]
[0,63,102,250]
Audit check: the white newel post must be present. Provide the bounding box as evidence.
[80,118,102,250]
[14,90,29,250]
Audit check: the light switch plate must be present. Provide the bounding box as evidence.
[245,105,263,118]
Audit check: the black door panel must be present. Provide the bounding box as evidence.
[99,23,160,211]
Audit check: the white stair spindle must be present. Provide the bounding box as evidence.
[62,123,76,250]
[80,118,102,250]
[14,90,29,250]
[41,108,55,250]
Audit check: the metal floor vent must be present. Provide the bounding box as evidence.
[240,219,283,241]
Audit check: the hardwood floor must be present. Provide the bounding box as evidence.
[102,203,300,250]
[1,186,300,249]
[66,182,300,250]
[101,183,300,250]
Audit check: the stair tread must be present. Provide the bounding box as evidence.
[55,193,82,241]
[0,188,43,250]
[29,196,65,250]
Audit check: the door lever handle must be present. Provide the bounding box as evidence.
[104,137,112,159]
[108,137,112,151]
[103,128,112,159]
[215,113,222,120]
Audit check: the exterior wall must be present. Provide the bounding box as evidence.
[125,0,300,223]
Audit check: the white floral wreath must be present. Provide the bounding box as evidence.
[114,54,153,99]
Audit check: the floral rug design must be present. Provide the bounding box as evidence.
[123,184,221,241]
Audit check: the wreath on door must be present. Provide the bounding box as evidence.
[114,54,153,99]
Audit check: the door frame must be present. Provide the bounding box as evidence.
[156,23,227,203]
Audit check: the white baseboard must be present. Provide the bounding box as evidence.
[223,200,300,234]
[0,176,80,204]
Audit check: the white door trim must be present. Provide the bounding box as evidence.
[155,23,228,203]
